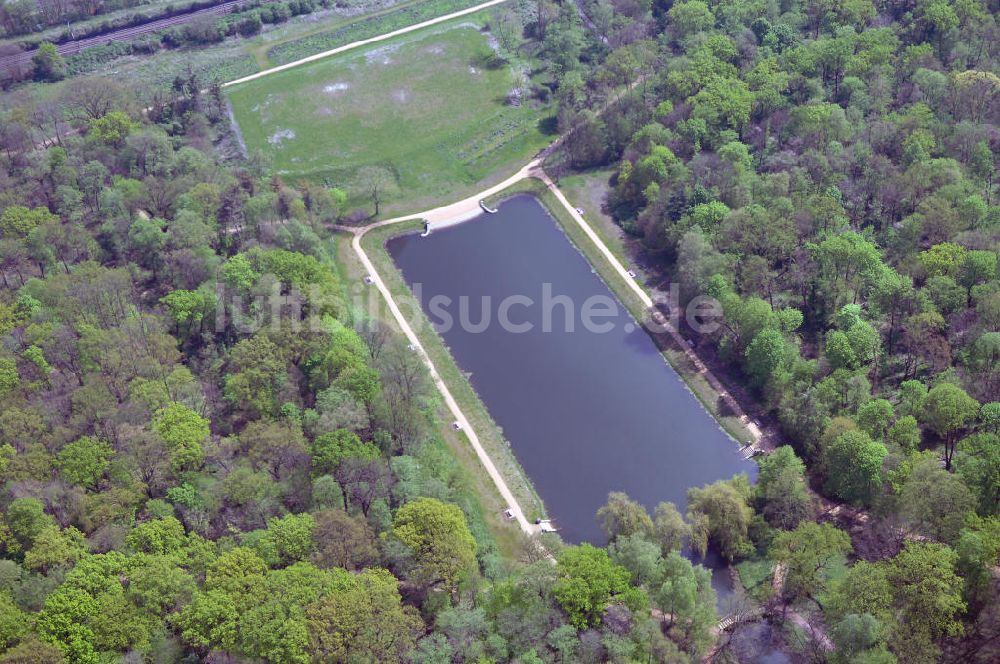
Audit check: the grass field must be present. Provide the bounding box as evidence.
[262,0,484,66]
[226,20,552,212]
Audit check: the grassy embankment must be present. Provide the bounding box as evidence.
[225,14,553,214]
[260,0,487,66]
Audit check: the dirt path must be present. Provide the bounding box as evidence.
[221,0,512,88]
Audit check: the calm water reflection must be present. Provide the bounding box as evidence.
[387,194,756,544]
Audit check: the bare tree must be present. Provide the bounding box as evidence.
[355,166,395,217]
[356,319,392,361]
[63,77,131,123]
[29,99,67,147]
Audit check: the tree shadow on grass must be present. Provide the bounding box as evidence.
[537,114,559,135]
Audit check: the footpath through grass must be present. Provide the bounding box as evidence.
[227,18,551,211]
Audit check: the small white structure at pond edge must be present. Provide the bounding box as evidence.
[535,519,557,533]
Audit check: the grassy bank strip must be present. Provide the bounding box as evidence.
[266,0,486,64]
[247,0,449,67]
[484,178,755,444]
[358,223,548,528]
[329,231,531,560]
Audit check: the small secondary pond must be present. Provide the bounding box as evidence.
[387,194,756,544]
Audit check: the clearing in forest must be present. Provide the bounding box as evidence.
[225,20,550,212]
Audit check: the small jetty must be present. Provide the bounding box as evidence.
[479,200,497,214]
[535,518,558,533]
[738,442,762,460]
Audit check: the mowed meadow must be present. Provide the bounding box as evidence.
[225,20,553,213]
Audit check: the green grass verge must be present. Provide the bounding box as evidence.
[227,19,551,210]
[551,167,630,263]
[265,0,484,64]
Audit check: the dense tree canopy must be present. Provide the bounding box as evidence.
[0,0,997,660]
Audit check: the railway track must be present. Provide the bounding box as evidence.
[0,0,247,72]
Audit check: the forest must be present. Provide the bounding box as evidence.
[0,0,996,662]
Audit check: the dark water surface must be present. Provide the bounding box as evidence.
[386,194,756,544]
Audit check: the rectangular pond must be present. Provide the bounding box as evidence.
[386,194,755,544]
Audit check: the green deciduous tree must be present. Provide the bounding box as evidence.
[0,206,57,240]
[884,542,965,663]
[884,418,921,459]
[31,43,65,82]
[920,382,979,469]
[899,454,976,543]
[53,438,110,491]
[821,430,886,505]
[651,551,717,655]
[0,592,28,651]
[152,403,208,472]
[310,429,378,477]
[687,475,754,561]
[954,432,1000,516]
[609,534,662,586]
[125,516,186,555]
[256,513,315,567]
[239,600,310,664]
[204,547,268,608]
[87,111,138,147]
[127,555,196,616]
[653,502,690,554]
[173,589,239,651]
[392,498,476,592]
[770,522,851,609]
[305,568,420,662]
[596,491,654,543]
[756,446,813,529]
[552,544,643,629]
[23,525,86,572]
[745,328,787,386]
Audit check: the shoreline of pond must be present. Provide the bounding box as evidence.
[384,192,757,543]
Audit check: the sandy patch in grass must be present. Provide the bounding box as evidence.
[323,82,350,94]
[364,43,398,65]
[267,128,296,145]
[392,89,411,104]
